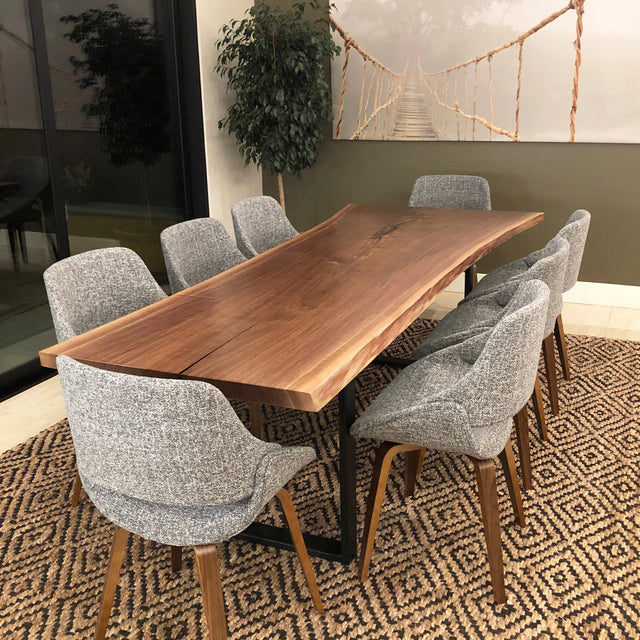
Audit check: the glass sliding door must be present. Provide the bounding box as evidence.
[42,0,185,280]
[0,1,61,393]
[0,0,202,397]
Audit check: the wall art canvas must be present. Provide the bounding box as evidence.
[330,0,639,142]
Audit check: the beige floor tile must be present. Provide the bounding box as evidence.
[0,376,66,454]
[561,303,612,329]
[608,307,640,332]
[421,290,462,320]
[602,327,640,341]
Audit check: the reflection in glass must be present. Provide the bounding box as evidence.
[0,1,58,387]
[45,1,184,279]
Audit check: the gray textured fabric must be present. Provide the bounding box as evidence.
[44,247,166,342]
[414,236,569,359]
[352,280,549,460]
[231,196,298,258]
[466,209,591,300]
[408,175,491,210]
[57,356,316,546]
[556,209,590,292]
[161,218,247,293]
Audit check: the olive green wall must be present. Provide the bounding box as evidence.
[265,130,639,288]
[261,3,640,287]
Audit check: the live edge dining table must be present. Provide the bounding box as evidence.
[39,203,543,565]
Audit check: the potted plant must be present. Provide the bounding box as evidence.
[215,0,339,211]
[61,4,170,206]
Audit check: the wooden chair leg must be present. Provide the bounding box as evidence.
[170,546,182,573]
[554,314,571,381]
[531,375,548,441]
[95,526,129,640]
[464,264,477,297]
[405,448,426,498]
[497,440,525,528]
[248,402,264,439]
[71,471,83,507]
[359,442,417,581]
[194,545,228,640]
[275,488,324,614]
[542,336,560,415]
[513,405,533,491]
[470,457,506,604]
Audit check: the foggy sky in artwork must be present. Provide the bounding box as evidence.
[332,0,640,142]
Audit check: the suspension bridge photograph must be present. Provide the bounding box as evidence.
[331,0,640,143]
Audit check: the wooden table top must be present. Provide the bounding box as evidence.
[40,204,543,411]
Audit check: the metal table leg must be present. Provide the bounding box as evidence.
[238,380,358,564]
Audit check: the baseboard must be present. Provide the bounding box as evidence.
[426,274,640,340]
[444,273,640,310]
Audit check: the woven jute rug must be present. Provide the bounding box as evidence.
[1,320,639,639]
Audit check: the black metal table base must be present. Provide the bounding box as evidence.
[238,523,343,562]
[234,381,358,565]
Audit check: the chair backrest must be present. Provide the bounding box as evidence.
[0,156,49,198]
[556,209,591,293]
[452,279,549,427]
[231,195,298,258]
[44,247,166,342]
[161,218,247,293]
[408,175,491,210]
[493,235,569,338]
[57,356,271,507]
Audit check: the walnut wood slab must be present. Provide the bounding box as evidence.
[40,204,542,411]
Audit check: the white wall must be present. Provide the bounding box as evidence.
[195,0,262,235]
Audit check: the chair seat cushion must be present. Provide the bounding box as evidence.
[413,297,501,359]
[83,444,316,547]
[352,348,512,459]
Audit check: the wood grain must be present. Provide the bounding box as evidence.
[40,204,542,411]
[95,526,129,640]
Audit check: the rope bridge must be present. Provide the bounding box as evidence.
[332,0,586,142]
[331,16,404,140]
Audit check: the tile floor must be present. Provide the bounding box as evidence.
[2,286,639,456]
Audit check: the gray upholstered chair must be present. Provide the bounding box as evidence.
[160,218,247,293]
[57,356,323,640]
[408,175,491,296]
[551,210,591,380]
[414,236,569,449]
[44,247,166,343]
[352,279,550,604]
[231,195,298,258]
[0,155,50,270]
[462,210,591,398]
[44,247,167,505]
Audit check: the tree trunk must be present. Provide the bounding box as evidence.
[277,172,286,212]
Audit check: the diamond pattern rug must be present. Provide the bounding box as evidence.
[1,320,638,639]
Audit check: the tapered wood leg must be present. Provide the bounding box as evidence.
[405,448,426,498]
[470,457,506,604]
[554,314,571,381]
[497,440,525,528]
[248,402,264,439]
[531,376,548,441]
[513,405,533,491]
[194,545,228,640]
[542,335,560,415]
[275,488,324,613]
[71,471,83,507]
[95,526,129,640]
[170,546,182,573]
[464,264,478,296]
[359,442,418,581]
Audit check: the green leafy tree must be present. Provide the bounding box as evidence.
[61,4,170,169]
[216,1,339,210]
